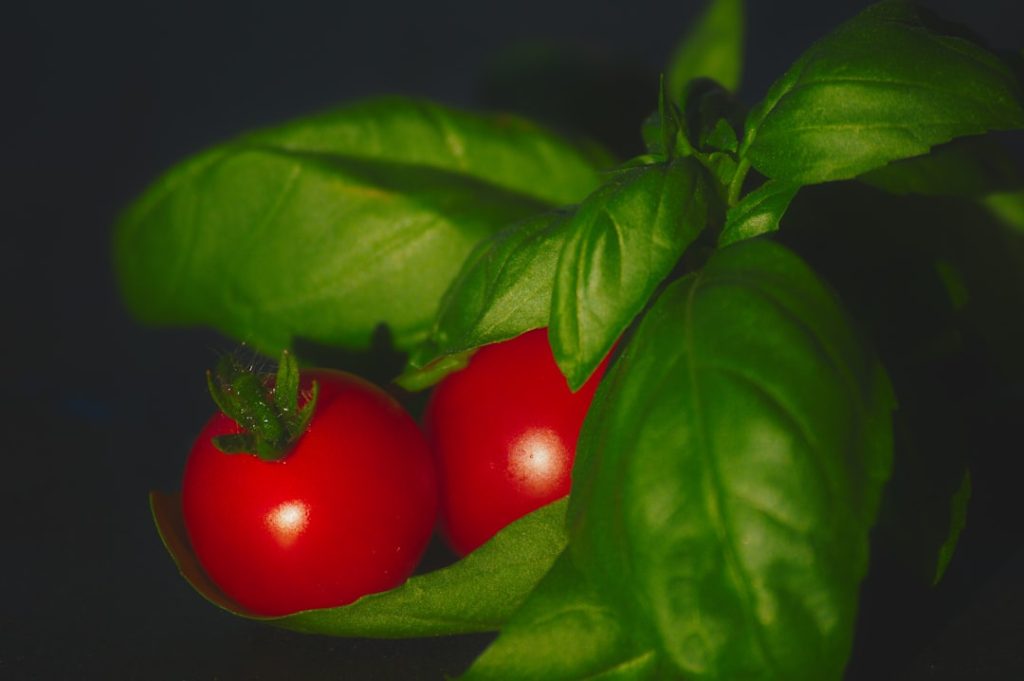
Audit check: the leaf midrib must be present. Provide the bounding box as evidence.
[683,270,777,674]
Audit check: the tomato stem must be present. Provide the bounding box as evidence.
[206,350,318,461]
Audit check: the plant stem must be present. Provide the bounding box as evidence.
[727,158,751,208]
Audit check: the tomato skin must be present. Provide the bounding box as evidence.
[424,329,609,556]
[182,370,437,616]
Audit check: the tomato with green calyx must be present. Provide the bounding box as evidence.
[424,328,609,556]
[182,351,437,616]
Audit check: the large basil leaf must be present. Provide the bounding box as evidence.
[151,492,567,636]
[774,184,983,587]
[551,158,717,390]
[666,0,744,99]
[461,553,660,681]
[115,97,608,355]
[741,3,1024,185]
[242,97,610,206]
[569,238,895,680]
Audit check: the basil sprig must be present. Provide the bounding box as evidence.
[125,1,1024,678]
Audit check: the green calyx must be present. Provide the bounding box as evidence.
[206,350,319,461]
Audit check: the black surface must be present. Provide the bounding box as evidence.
[4,1,1024,679]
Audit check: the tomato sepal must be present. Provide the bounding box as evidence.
[204,349,318,460]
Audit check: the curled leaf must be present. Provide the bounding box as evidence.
[151,492,567,637]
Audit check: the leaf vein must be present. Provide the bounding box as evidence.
[685,271,778,673]
[705,362,834,514]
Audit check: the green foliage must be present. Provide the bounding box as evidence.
[666,0,744,98]
[679,79,744,156]
[742,2,1024,185]
[642,78,691,161]
[984,190,1024,233]
[718,180,800,245]
[551,159,718,389]
[568,239,895,679]
[934,469,971,585]
[130,3,1024,678]
[857,134,1024,233]
[859,137,1023,199]
[151,492,567,636]
[115,97,609,356]
[401,209,573,385]
[462,555,659,680]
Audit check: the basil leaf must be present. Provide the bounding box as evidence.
[742,3,1024,185]
[151,491,567,636]
[680,79,745,155]
[706,151,739,190]
[718,180,800,246]
[551,158,717,390]
[859,137,1023,199]
[115,97,608,356]
[705,118,738,154]
[243,97,608,206]
[406,209,573,380]
[666,0,744,99]
[982,190,1024,233]
[933,468,971,586]
[461,554,659,681]
[872,371,971,587]
[641,78,690,161]
[569,239,895,679]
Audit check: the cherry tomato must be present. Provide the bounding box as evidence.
[182,369,437,616]
[424,328,609,555]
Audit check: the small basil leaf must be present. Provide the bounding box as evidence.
[872,370,972,587]
[570,239,895,680]
[742,3,1024,185]
[551,158,718,390]
[718,180,800,246]
[933,468,971,586]
[705,118,738,153]
[666,0,744,99]
[706,151,739,190]
[461,553,660,681]
[859,137,1023,199]
[411,209,573,375]
[680,78,745,154]
[150,492,567,636]
[983,190,1024,233]
[115,97,608,356]
[641,79,690,160]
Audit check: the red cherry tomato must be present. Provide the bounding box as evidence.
[424,328,609,555]
[182,370,437,616]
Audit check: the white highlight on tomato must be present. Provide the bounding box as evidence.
[267,500,310,547]
[508,428,566,497]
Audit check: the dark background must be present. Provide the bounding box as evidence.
[3,1,1023,679]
